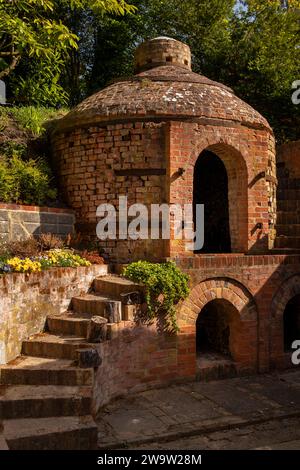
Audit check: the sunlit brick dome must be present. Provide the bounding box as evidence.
[56,36,271,133]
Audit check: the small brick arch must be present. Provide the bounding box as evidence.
[271,274,300,319]
[177,277,258,371]
[178,277,257,327]
[270,274,300,368]
[189,135,250,180]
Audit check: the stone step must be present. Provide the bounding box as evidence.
[277,211,300,225]
[3,415,97,450]
[196,357,237,382]
[0,385,92,420]
[0,356,93,386]
[93,275,143,298]
[22,334,96,360]
[274,236,300,249]
[72,294,122,323]
[47,312,91,337]
[276,224,300,237]
[277,189,300,200]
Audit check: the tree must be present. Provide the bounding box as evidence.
[87,0,299,142]
[0,0,135,104]
[87,0,236,94]
[224,1,300,141]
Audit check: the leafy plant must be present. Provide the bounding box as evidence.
[0,141,27,159]
[123,261,190,331]
[0,238,40,259]
[44,249,91,268]
[79,250,105,265]
[0,0,136,105]
[0,260,12,274]
[37,233,64,251]
[6,257,42,273]
[10,106,68,136]
[0,153,57,205]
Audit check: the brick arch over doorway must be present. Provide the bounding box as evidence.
[169,124,276,256]
[177,278,258,375]
[270,274,300,369]
[193,142,248,253]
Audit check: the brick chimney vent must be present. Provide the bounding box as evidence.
[134,37,192,74]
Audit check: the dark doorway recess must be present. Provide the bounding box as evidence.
[193,150,231,253]
[196,298,240,358]
[283,294,300,352]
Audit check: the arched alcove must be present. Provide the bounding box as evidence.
[196,298,240,360]
[283,294,300,352]
[192,143,248,253]
[193,150,231,253]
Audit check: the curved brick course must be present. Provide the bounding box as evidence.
[55,66,271,133]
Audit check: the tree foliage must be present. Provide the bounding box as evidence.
[0,0,135,103]
[87,0,300,142]
[1,0,299,142]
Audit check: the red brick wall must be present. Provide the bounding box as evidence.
[93,322,195,410]
[52,119,276,262]
[176,254,300,374]
[168,121,276,256]
[90,255,300,408]
[52,122,168,262]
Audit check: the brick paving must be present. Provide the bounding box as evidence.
[97,370,300,449]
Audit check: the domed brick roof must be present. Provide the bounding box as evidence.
[56,38,271,132]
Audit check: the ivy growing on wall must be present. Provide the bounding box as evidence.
[123,260,190,331]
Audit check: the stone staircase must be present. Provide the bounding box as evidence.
[274,162,300,252]
[0,274,142,450]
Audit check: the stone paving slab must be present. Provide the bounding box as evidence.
[132,416,300,450]
[97,370,300,449]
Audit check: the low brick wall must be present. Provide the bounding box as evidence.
[93,322,185,410]
[0,264,108,364]
[90,278,194,410]
[0,204,75,241]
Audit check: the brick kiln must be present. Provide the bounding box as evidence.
[52,38,300,380]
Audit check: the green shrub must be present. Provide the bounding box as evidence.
[10,106,68,136]
[123,261,190,332]
[0,141,27,159]
[0,153,57,205]
[0,159,14,201]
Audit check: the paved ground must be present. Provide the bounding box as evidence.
[97,370,300,449]
[132,417,300,450]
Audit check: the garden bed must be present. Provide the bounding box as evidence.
[0,234,105,274]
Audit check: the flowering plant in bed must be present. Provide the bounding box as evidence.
[0,249,91,274]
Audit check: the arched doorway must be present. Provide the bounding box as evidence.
[193,150,231,253]
[283,294,300,352]
[196,299,240,358]
[196,299,240,378]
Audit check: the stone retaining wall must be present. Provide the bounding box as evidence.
[0,204,75,242]
[0,264,108,364]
